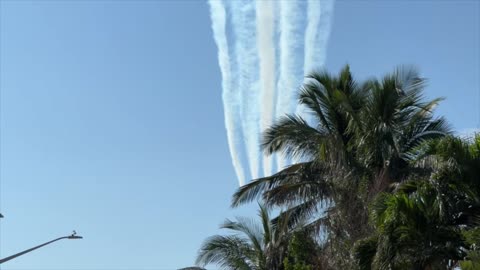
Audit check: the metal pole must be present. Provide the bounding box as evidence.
[0,235,82,264]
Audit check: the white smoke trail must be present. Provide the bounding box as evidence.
[256,0,276,177]
[292,0,335,164]
[208,0,247,186]
[285,1,336,167]
[208,0,335,186]
[231,0,261,181]
[304,0,335,73]
[275,1,306,171]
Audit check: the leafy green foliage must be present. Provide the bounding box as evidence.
[353,236,378,270]
[355,134,480,269]
[196,205,291,270]
[461,225,480,269]
[283,231,319,270]
[365,185,467,269]
[460,251,480,270]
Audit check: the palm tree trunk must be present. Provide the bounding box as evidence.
[371,167,390,196]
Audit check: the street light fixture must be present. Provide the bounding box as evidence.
[0,232,83,264]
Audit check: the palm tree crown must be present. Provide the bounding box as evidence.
[231,65,451,268]
[196,205,291,270]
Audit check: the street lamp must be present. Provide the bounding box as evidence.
[0,232,83,264]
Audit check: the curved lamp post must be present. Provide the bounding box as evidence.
[0,232,82,264]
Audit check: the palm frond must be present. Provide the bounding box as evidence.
[270,199,324,230]
[353,236,378,270]
[258,204,271,245]
[261,115,325,159]
[221,218,264,254]
[231,162,313,207]
[196,235,254,270]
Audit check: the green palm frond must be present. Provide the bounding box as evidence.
[298,78,334,134]
[196,235,254,270]
[413,135,480,192]
[353,235,378,270]
[355,65,450,180]
[362,177,474,269]
[197,205,297,270]
[258,204,272,245]
[221,217,264,254]
[394,65,425,94]
[262,115,326,159]
[270,199,324,231]
[232,162,315,207]
[262,163,332,207]
[262,180,330,207]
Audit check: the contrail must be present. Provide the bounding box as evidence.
[304,0,335,73]
[208,0,247,186]
[275,0,306,171]
[231,0,261,181]
[207,0,335,186]
[256,0,276,177]
[292,0,335,164]
[294,0,322,143]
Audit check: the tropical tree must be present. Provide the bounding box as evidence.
[231,65,450,268]
[353,67,450,194]
[355,182,468,269]
[460,253,480,270]
[196,205,292,270]
[232,65,365,230]
[461,227,480,270]
[415,133,480,194]
[283,230,323,270]
[354,134,480,270]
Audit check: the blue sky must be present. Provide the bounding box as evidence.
[0,1,478,269]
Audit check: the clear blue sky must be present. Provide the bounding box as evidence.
[0,1,478,269]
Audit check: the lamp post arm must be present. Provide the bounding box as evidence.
[0,236,69,264]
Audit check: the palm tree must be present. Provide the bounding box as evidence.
[232,65,362,218]
[354,134,480,270]
[283,230,324,270]
[231,65,450,268]
[354,67,450,193]
[196,205,291,270]
[460,226,480,270]
[416,134,480,193]
[355,181,473,270]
